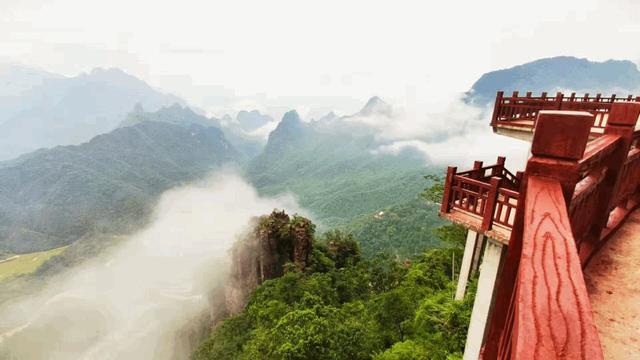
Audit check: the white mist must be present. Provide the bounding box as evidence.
[0,171,304,360]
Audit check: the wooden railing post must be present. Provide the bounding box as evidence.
[555,92,564,109]
[529,110,594,201]
[481,177,501,231]
[473,160,484,179]
[492,156,505,176]
[440,166,457,214]
[491,91,504,129]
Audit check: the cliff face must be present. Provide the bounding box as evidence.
[225,210,313,314]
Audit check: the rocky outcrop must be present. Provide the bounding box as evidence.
[225,210,314,314]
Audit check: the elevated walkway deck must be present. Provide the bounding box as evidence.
[495,120,605,142]
[490,91,637,142]
[585,210,640,359]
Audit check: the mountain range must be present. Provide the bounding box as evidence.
[0,67,184,160]
[466,56,640,105]
[2,55,639,257]
[0,64,62,97]
[0,121,238,253]
[246,102,434,224]
[120,103,269,159]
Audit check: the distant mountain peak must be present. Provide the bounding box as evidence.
[236,109,273,132]
[0,66,185,160]
[316,111,339,123]
[261,110,307,153]
[89,67,128,76]
[360,96,392,117]
[280,110,302,126]
[120,103,215,129]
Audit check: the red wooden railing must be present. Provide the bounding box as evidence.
[491,91,640,136]
[440,157,521,239]
[494,188,518,228]
[479,102,640,359]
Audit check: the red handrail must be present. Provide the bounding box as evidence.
[511,176,603,359]
[481,102,640,359]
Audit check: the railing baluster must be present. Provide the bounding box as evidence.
[481,177,501,231]
[440,166,457,213]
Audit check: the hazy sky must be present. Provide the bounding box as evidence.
[2,0,639,115]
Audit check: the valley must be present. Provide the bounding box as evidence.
[0,53,638,359]
[0,246,67,282]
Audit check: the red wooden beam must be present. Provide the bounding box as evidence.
[491,91,504,129]
[440,166,457,213]
[511,176,603,359]
[481,177,502,231]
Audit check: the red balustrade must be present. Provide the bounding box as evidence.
[478,102,640,359]
[510,176,603,359]
[493,188,518,228]
[490,91,640,136]
[440,157,521,243]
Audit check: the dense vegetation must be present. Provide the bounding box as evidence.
[194,218,473,360]
[344,197,445,258]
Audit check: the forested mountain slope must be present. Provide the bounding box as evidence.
[121,103,268,160]
[194,212,472,360]
[0,121,239,253]
[246,109,436,231]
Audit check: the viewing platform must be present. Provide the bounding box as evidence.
[440,157,521,245]
[491,91,640,141]
[441,91,640,359]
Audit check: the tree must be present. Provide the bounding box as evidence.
[373,340,428,360]
[323,230,361,268]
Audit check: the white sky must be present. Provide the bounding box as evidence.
[1,0,639,116]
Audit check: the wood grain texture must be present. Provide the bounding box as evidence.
[513,176,603,359]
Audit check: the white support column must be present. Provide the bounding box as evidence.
[455,230,482,300]
[470,233,485,276]
[463,238,506,360]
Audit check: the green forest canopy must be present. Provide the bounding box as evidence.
[194,216,473,360]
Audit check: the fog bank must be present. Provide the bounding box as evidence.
[0,172,304,360]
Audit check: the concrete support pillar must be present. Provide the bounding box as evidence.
[470,232,485,276]
[463,239,506,360]
[455,230,484,300]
